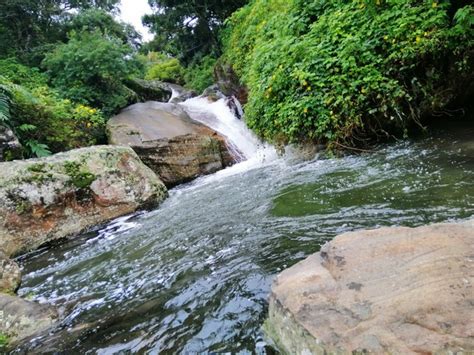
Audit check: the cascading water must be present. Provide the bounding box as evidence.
[180,95,278,177]
[14,95,474,353]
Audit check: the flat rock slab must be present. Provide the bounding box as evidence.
[266,220,474,354]
[107,101,234,187]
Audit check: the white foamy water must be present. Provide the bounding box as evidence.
[180,96,270,161]
[177,95,279,184]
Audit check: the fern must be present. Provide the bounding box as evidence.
[25,141,52,157]
[0,90,10,125]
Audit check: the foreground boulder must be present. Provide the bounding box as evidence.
[0,294,57,347]
[107,101,234,187]
[0,145,167,257]
[265,219,474,354]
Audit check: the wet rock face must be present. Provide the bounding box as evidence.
[0,125,22,162]
[265,220,474,354]
[0,251,21,293]
[107,101,235,187]
[214,63,248,105]
[0,145,168,257]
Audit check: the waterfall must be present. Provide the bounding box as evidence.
[177,95,278,181]
[180,96,263,159]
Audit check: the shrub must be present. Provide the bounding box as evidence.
[223,0,474,145]
[0,73,105,158]
[43,31,141,116]
[143,53,185,84]
[184,56,217,93]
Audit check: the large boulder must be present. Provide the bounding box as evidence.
[107,101,235,187]
[0,294,57,347]
[265,219,474,354]
[125,78,172,103]
[0,145,167,257]
[0,125,22,162]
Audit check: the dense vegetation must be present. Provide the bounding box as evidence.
[0,1,142,157]
[222,0,474,145]
[1,0,472,159]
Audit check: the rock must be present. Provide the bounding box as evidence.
[0,251,21,293]
[126,78,172,103]
[214,63,248,105]
[202,85,227,101]
[107,101,235,187]
[265,219,474,354]
[201,85,244,120]
[0,145,167,257]
[126,79,197,104]
[165,83,197,103]
[0,294,57,346]
[0,125,22,162]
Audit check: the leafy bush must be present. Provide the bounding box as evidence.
[223,0,474,145]
[143,52,185,84]
[43,31,141,116]
[0,59,48,89]
[184,56,217,93]
[0,72,105,158]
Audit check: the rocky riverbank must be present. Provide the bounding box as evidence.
[265,219,474,354]
[0,145,168,346]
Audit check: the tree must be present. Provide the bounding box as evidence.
[143,0,248,63]
[0,0,120,63]
[67,8,142,48]
[43,31,141,115]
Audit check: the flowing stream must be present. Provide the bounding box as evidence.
[15,97,474,354]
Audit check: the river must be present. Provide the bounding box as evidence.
[15,98,474,354]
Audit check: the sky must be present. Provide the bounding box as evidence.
[118,0,154,42]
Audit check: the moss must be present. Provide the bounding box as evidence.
[64,161,96,189]
[15,200,32,215]
[27,163,47,174]
[23,163,56,184]
[0,333,9,350]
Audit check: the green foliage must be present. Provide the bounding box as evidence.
[0,66,105,158]
[0,88,11,125]
[184,56,217,93]
[453,5,474,33]
[0,332,8,349]
[64,161,96,189]
[0,59,48,89]
[0,0,120,64]
[43,31,141,116]
[67,8,142,48]
[142,53,185,84]
[223,0,474,145]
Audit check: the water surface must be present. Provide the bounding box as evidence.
[16,124,474,354]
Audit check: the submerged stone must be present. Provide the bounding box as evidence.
[265,219,474,354]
